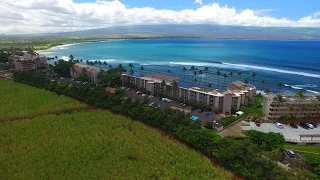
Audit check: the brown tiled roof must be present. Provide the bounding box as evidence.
[230,81,247,88]
[145,73,180,82]
[223,91,234,95]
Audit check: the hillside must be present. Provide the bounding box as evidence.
[0,79,232,179]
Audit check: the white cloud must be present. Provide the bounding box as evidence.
[195,0,203,5]
[0,0,320,34]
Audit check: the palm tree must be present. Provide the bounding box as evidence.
[207,83,212,88]
[287,104,294,119]
[251,72,256,84]
[273,94,284,121]
[295,91,306,121]
[216,71,221,89]
[118,64,123,69]
[86,60,89,65]
[98,60,102,68]
[103,61,107,66]
[69,54,74,61]
[237,72,242,80]
[128,63,134,70]
[198,70,203,85]
[277,82,283,92]
[140,66,144,75]
[193,71,198,85]
[129,69,134,75]
[228,72,233,82]
[204,67,209,85]
[108,65,113,69]
[244,79,249,83]
[308,103,317,118]
[260,80,265,90]
[182,67,187,82]
[167,69,172,74]
[223,73,228,89]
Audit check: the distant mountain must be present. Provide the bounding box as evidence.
[3,25,320,40]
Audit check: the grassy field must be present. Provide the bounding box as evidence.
[284,143,320,154]
[0,110,232,179]
[0,79,86,121]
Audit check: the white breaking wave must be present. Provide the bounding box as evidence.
[221,62,320,79]
[306,90,320,94]
[61,56,69,61]
[291,86,304,90]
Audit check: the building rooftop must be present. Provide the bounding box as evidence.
[229,80,256,91]
[145,73,180,82]
[265,93,320,103]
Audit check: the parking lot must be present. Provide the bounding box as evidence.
[242,122,320,143]
[124,89,220,125]
[281,150,304,168]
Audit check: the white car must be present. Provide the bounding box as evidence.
[141,94,147,97]
[275,123,284,129]
[306,123,314,129]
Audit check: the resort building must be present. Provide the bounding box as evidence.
[121,73,257,114]
[263,94,320,121]
[70,63,101,83]
[9,52,48,71]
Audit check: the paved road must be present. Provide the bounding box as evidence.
[280,150,304,168]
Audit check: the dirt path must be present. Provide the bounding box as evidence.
[219,121,246,137]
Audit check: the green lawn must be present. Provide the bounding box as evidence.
[0,79,86,121]
[284,143,320,154]
[0,110,232,179]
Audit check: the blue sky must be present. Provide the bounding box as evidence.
[1,0,320,34]
[74,0,320,20]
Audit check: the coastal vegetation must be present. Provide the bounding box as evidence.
[0,79,86,121]
[12,69,309,180]
[0,110,232,179]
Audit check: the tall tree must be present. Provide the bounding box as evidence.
[223,73,228,89]
[129,69,134,75]
[251,72,256,84]
[182,67,187,82]
[237,72,242,80]
[228,72,233,82]
[128,63,134,70]
[260,80,265,90]
[69,54,74,61]
[140,66,144,76]
[167,69,172,74]
[204,67,209,85]
[198,70,203,85]
[295,91,306,121]
[244,79,249,83]
[277,82,283,92]
[193,71,198,85]
[273,94,284,121]
[216,71,221,89]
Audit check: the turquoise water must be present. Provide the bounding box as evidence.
[41,38,320,94]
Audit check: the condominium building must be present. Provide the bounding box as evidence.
[121,73,257,114]
[9,52,48,71]
[70,63,101,83]
[263,94,320,121]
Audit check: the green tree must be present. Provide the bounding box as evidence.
[198,70,203,84]
[244,79,249,83]
[193,71,198,85]
[295,91,306,122]
[52,60,75,78]
[273,94,284,121]
[69,54,74,61]
[76,74,89,82]
[223,73,228,89]
[260,80,265,92]
[129,69,134,75]
[251,72,256,84]
[204,67,209,85]
[216,71,221,89]
[182,67,187,82]
[237,72,242,80]
[140,66,144,75]
[228,72,233,82]
[277,82,283,92]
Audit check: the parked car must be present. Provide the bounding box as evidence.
[300,123,310,130]
[255,121,261,127]
[289,123,298,129]
[306,123,314,129]
[136,91,142,95]
[141,94,147,97]
[148,95,153,98]
[180,103,186,107]
[148,102,154,107]
[198,109,203,113]
[285,150,296,158]
[311,123,318,128]
[275,122,284,129]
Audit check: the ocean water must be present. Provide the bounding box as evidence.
[40,39,320,94]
